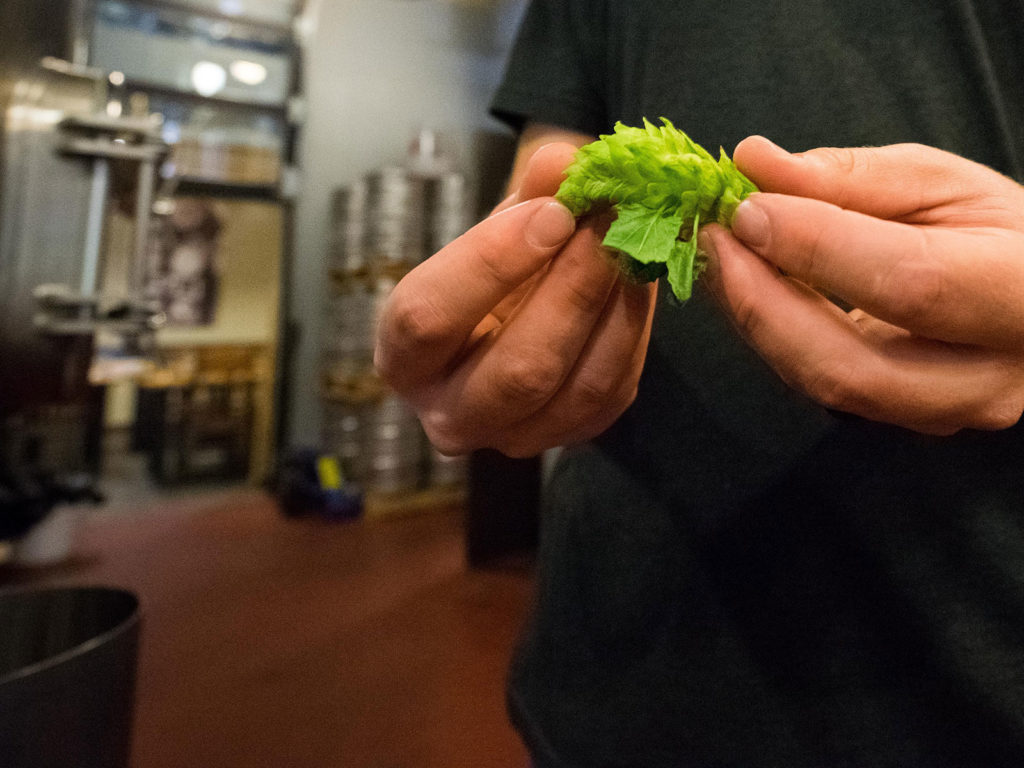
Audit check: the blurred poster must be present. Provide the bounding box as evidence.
[146,199,222,326]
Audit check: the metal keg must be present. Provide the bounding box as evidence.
[328,181,368,277]
[363,393,425,494]
[321,399,367,481]
[322,393,426,494]
[322,279,378,359]
[425,171,471,254]
[320,271,397,401]
[320,160,473,496]
[428,446,468,488]
[365,166,427,272]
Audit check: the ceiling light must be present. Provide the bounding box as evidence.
[190,61,227,97]
[229,60,268,86]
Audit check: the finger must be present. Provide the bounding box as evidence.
[515,141,584,203]
[701,225,1024,433]
[729,193,1024,348]
[479,142,589,325]
[491,141,586,215]
[733,136,1023,223]
[488,206,617,327]
[374,197,576,393]
[504,123,593,201]
[418,219,621,452]
[497,279,657,457]
[838,314,1024,433]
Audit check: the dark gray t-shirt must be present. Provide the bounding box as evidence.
[492,2,1024,767]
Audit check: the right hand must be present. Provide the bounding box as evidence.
[374,141,658,457]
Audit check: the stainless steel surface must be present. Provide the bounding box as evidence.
[132,151,157,292]
[0,1,169,505]
[320,164,472,493]
[81,157,111,298]
[1,3,102,495]
[328,181,368,276]
[0,51,107,414]
[365,166,428,271]
[27,97,168,341]
[321,393,426,495]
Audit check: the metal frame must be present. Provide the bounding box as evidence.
[69,0,308,471]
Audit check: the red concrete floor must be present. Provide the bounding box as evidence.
[1,489,535,768]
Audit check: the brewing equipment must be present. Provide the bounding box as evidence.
[0,0,167,549]
[320,137,473,495]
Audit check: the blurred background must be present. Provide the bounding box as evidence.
[0,2,541,766]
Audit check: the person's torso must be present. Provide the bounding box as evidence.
[502,3,1024,766]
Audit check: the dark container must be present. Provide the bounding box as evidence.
[0,586,140,768]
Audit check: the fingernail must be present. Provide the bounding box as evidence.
[697,229,721,285]
[526,200,576,249]
[697,228,717,261]
[731,198,770,250]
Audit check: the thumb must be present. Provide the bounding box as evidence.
[732,135,993,220]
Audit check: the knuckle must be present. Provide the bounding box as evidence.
[796,220,836,281]
[884,264,946,331]
[571,369,624,412]
[570,381,639,442]
[493,350,563,406]
[555,243,616,310]
[818,146,864,176]
[583,384,638,435]
[476,231,532,289]
[804,146,874,191]
[972,400,1024,431]
[795,356,866,413]
[877,248,948,330]
[381,291,448,353]
[729,290,766,340]
[561,270,614,313]
[803,146,882,209]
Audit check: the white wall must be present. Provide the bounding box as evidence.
[287,0,527,445]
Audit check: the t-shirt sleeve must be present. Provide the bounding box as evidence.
[490,0,607,136]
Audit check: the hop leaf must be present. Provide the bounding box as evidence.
[556,118,757,302]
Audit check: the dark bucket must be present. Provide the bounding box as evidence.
[0,586,140,768]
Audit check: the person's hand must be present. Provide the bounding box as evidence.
[700,137,1024,435]
[374,141,658,457]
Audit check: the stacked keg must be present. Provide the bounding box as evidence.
[321,160,472,495]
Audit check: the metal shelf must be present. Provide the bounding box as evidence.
[96,0,298,36]
[169,176,282,200]
[79,0,306,454]
[123,77,291,113]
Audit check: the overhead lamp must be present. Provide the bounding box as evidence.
[191,61,227,97]
[229,60,268,86]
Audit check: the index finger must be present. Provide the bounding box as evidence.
[733,136,1007,222]
[701,223,1024,434]
[730,192,1024,348]
[374,196,576,394]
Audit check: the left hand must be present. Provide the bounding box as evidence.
[699,137,1024,435]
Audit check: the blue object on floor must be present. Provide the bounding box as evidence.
[272,448,363,521]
